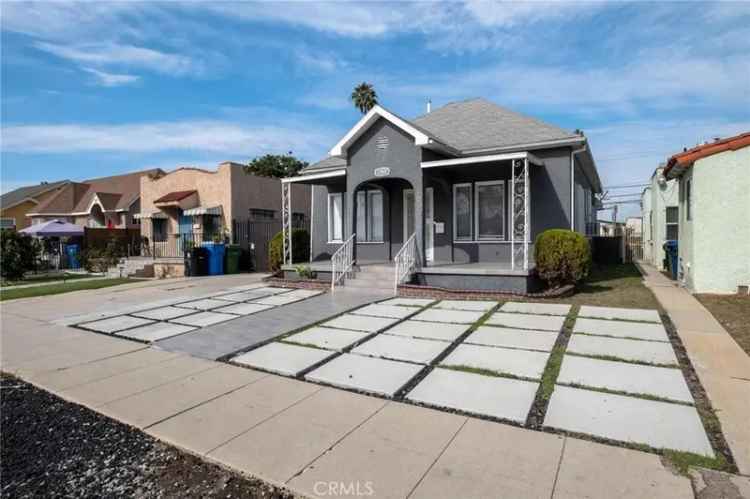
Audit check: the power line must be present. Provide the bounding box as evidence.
[602,183,649,189]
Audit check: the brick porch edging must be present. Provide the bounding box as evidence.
[262,274,330,291]
[397,283,574,300]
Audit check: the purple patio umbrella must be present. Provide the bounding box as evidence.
[19,219,85,237]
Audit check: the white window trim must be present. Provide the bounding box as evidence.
[327,192,344,243]
[474,180,506,241]
[452,183,473,242]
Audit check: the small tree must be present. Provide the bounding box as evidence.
[351,82,378,114]
[534,229,591,289]
[244,153,308,178]
[0,231,37,281]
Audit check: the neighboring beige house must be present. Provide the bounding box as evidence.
[138,161,310,257]
[641,165,679,269]
[28,170,161,229]
[0,180,69,231]
[664,132,750,294]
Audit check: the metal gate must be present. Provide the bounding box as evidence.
[625,227,643,263]
[232,219,281,271]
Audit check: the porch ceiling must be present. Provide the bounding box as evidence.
[421,151,543,169]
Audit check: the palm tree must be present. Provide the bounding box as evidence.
[351,82,378,114]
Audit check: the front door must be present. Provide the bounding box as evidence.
[424,187,434,263]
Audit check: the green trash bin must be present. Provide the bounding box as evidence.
[225,244,241,274]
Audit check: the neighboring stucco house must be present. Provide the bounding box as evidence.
[664,132,750,294]
[138,161,310,257]
[28,169,161,229]
[641,164,679,269]
[0,180,69,231]
[280,98,602,292]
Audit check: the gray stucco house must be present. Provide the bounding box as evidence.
[280,98,602,292]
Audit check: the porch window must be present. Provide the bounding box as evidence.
[356,189,384,242]
[328,192,344,243]
[453,183,473,241]
[475,181,505,240]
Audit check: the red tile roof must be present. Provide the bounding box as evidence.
[664,131,750,178]
[154,190,197,203]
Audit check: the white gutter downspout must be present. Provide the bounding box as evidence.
[570,145,587,231]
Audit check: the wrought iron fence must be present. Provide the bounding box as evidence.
[146,231,222,259]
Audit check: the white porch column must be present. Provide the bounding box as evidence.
[282,182,292,265]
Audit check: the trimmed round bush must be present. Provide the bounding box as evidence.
[534,229,591,288]
[268,229,310,272]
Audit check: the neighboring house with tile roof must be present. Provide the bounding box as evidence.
[641,164,679,269]
[28,169,163,229]
[137,161,310,262]
[0,180,70,231]
[282,97,602,292]
[663,131,750,294]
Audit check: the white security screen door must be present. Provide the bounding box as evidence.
[425,187,434,263]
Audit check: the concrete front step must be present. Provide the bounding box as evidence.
[344,279,393,290]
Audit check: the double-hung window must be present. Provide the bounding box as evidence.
[665,206,679,240]
[453,183,473,241]
[327,193,344,243]
[356,189,384,242]
[475,181,505,240]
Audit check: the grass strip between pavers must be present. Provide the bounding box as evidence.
[0,278,135,301]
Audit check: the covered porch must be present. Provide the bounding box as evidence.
[280,151,540,291]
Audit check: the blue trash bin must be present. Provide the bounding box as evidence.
[66,244,80,270]
[663,240,678,279]
[202,242,226,275]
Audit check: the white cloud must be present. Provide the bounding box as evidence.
[35,41,198,76]
[389,53,749,116]
[1,120,339,161]
[82,68,140,87]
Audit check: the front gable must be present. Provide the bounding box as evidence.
[329,105,436,157]
[348,118,421,177]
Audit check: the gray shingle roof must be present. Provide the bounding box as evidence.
[410,98,579,152]
[304,155,347,172]
[0,180,69,210]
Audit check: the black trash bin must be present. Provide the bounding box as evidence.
[194,247,209,276]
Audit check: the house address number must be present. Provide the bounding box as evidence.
[374,167,391,177]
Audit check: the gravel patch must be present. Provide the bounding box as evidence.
[0,374,294,499]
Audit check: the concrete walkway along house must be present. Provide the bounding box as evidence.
[663,131,750,294]
[137,161,310,275]
[280,98,602,292]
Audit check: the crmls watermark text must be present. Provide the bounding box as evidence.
[313,481,375,496]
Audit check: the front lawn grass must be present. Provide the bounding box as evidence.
[1,273,96,287]
[547,263,660,309]
[695,294,750,356]
[0,278,135,301]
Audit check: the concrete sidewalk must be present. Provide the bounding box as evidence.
[1,307,699,498]
[639,263,750,475]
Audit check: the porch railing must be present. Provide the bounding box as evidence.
[394,232,419,291]
[331,234,355,291]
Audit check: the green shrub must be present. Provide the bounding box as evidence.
[294,264,316,279]
[268,229,310,271]
[534,229,591,288]
[0,231,37,280]
[80,237,124,273]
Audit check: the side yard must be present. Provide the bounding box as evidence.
[695,294,750,356]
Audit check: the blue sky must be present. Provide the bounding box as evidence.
[2,1,749,218]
